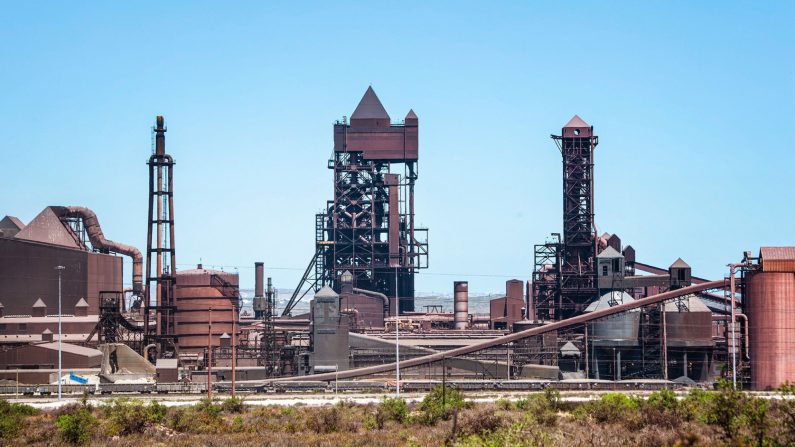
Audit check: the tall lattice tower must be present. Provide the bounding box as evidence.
[144,115,177,358]
[543,115,599,320]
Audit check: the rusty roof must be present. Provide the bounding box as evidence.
[351,86,390,120]
[760,247,795,261]
[564,115,589,128]
[760,247,795,272]
[14,207,82,249]
[0,216,24,231]
[669,257,690,269]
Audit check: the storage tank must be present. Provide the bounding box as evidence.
[454,281,469,330]
[746,271,795,390]
[664,295,713,347]
[584,291,640,347]
[174,265,240,353]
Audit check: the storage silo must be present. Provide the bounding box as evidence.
[174,265,240,353]
[584,291,640,380]
[746,247,795,390]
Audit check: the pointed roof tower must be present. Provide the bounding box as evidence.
[562,114,593,138]
[404,109,418,127]
[669,258,690,269]
[350,86,390,128]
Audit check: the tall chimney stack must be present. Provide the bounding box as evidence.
[454,281,469,330]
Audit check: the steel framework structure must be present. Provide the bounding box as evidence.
[285,88,428,316]
[534,116,599,321]
[144,116,178,358]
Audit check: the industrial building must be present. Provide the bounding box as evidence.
[0,93,793,393]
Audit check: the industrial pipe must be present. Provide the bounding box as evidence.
[267,279,730,383]
[52,206,144,294]
[352,287,390,316]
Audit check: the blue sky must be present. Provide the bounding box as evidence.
[1,2,793,294]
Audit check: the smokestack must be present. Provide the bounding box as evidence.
[267,277,274,318]
[527,280,536,321]
[155,115,166,155]
[454,281,469,330]
[255,262,264,297]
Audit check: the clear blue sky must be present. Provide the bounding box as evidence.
[2,2,793,294]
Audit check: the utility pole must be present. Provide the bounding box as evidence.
[208,307,212,400]
[55,266,65,401]
[231,305,236,397]
[395,267,400,397]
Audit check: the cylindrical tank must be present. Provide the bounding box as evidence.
[174,266,240,353]
[584,291,640,347]
[254,262,264,297]
[746,271,795,390]
[664,295,713,347]
[454,281,469,330]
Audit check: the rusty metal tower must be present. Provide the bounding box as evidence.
[285,87,428,316]
[535,116,598,321]
[144,115,177,358]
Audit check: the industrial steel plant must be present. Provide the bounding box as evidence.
[1,87,794,395]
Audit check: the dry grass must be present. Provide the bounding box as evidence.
[4,385,795,447]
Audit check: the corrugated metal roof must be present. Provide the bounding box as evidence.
[36,342,102,357]
[664,295,710,313]
[584,291,638,312]
[0,315,99,323]
[760,247,795,272]
[0,334,93,343]
[351,86,390,120]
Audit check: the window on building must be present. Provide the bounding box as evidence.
[18,323,27,332]
[602,265,608,276]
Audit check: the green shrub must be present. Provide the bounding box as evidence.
[515,389,560,426]
[743,396,771,446]
[459,409,503,436]
[679,388,715,423]
[56,407,96,445]
[102,399,167,436]
[572,393,641,424]
[710,378,747,440]
[363,412,379,431]
[307,406,341,433]
[377,397,408,424]
[455,422,548,447]
[495,398,513,411]
[195,397,222,416]
[647,389,678,411]
[415,385,466,425]
[777,382,795,446]
[166,405,227,434]
[0,400,37,439]
[222,396,246,414]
